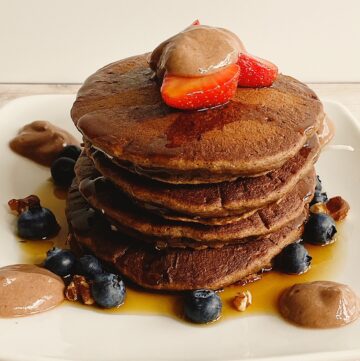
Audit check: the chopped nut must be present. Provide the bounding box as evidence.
[8,195,41,215]
[65,275,94,305]
[65,281,78,301]
[233,290,252,312]
[326,196,350,221]
[309,196,350,222]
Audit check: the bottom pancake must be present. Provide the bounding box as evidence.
[66,182,308,291]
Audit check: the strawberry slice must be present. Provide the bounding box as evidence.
[161,64,240,110]
[237,53,278,87]
[191,19,200,25]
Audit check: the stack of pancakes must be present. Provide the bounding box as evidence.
[67,54,325,291]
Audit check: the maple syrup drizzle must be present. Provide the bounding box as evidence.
[19,180,345,322]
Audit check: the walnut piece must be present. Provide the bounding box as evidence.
[8,195,41,215]
[233,290,252,312]
[310,196,349,221]
[65,281,78,301]
[326,196,350,221]
[65,275,94,305]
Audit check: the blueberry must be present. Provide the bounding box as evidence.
[315,175,323,192]
[184,289,222,324]
[310,190,328,206]
[44,247,76,277]
[91,273,126,308]
[76,254,102,279]
[304,213,337,245]
[51,157,76,187]
[17,206,59,239]
[274,243,312,274]
[57,145,81,161]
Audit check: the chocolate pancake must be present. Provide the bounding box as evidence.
[74,154,315,248]
[71,54,324,183]
[86,136,320,220]
[67,184,307,291]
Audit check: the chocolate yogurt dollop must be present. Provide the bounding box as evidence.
[10,120,79,166]
[150,25,245,79]
[0,264,65,317]
[279,281,360,328]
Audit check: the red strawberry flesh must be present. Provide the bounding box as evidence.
[161,64,240,110]
[237,53,278,87]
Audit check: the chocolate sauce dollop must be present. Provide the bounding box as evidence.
[279,281,360,328]
[150,25,245,79]
[0,264,64,317]
[10,120,80,166]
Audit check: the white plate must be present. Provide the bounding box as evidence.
[0,95,360,361]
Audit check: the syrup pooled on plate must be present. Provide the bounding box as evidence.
[99,236,345,320]
[18,179,346,322]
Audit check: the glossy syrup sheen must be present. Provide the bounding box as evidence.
[20,181,346,322]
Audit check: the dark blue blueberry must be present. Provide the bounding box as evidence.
[184,289,222,324]
[51,157,76,187]
[304,213,337,245]
[315,175,322,192]
[310,190,328,206]
[274,243,312,274]
[76,254,102,279]
[17,206,59,239]
[91,273,126,308]
[44,247,76,277]
[57,145,81,161]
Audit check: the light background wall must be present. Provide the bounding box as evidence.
[0,0,360,83]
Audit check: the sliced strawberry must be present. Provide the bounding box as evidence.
[191,19,200,25]
[237,53,278,87]
[161,64,240,110]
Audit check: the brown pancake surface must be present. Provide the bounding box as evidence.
[74,154,315,248]
[86,136,319,219]
[67,184,307,291]
[71,54,324,182]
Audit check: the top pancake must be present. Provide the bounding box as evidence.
[71,54,324,183]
